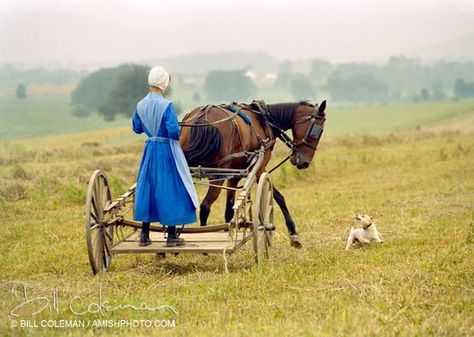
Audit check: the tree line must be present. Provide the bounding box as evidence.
[69,57,474,121]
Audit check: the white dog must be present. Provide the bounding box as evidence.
[345,214,383,250]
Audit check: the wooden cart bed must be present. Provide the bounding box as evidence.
[111,230,252,254]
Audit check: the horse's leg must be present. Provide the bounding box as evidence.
[200,182,224,226]
[273,186,302,249]
[224,179,240,223]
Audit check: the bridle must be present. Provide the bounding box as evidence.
[267,104,325,153]
[292,107,325,151]
[264,103,325,172]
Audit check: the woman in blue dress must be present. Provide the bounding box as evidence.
[132,66,199,247]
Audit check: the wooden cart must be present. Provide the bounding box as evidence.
[84,146,274,274]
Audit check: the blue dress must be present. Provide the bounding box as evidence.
[132,92,198,226]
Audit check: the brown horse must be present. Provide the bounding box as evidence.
[179,100,327,248]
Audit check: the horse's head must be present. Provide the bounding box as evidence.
[290,100,326,169]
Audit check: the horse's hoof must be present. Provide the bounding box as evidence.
[290,235,303,249]
[156,253,166,259]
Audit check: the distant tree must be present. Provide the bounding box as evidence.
[71,64,138,110]
[431,82,447,101]
[454,79,465,98]
[204,70,256,102]
[274,72,293,89]
[310,59,333,85]
[279,60,293,73]
[98,65,150,121]
[290,78,315,100]
[192,91,201,102]
[72,104,91,118]
[420,88,431,101]
[454,78,474,99]
[16,84,27,99]
[326,73,389,103]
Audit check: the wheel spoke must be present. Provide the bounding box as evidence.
[93,180,101,208]
[92,229,100,248]
[264,205,273,223]
[103,228,113,242]
[257,230,265,247]
[265,231,271,245]
[103,236,111,257]
[91,196,101,220]
[95,232,103,269]
[90,211,100,224]
[102,178,109,204]
[90,223,99,231]
[103,254,109,269]
[99,178,106,209]
[105,185,111,207]
[95,182,104,217]
[97,176,104,209]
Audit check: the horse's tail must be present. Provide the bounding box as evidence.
[183,118,223,167]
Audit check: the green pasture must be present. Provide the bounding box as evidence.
[325,100,474,134]
[0,91,473,336]
[0,120,473,336]
[0,95,129,140]
[1,89,473,140]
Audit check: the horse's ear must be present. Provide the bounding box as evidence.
[318,100,327,114]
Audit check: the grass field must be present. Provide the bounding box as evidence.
[1,91,474,140]
[0,95,129,140]
[0,100,473,336]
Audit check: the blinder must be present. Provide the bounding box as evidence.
[308,121,323,140]
[294,109,325,151]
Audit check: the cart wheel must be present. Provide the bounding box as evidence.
[252,172,274,266]
[85,169,113,274]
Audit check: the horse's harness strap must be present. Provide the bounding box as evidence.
[180,100,324,171]
[250,100,293,150]
[227,103,252,125]
[179,105,236,127]
[214,103,273,166]
[215,150,258,166]
[227,102,269,148]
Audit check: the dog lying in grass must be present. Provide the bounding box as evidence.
[345,214,383,250]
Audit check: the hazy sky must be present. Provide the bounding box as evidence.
[1,0,473,66]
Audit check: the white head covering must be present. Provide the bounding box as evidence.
[148,66,170,91]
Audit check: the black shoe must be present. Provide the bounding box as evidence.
[139,231,152,246]
[166,236,185,247]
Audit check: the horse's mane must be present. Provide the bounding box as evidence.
[266,101,314,131]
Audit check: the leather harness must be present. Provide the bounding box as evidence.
[179,100,325,170]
